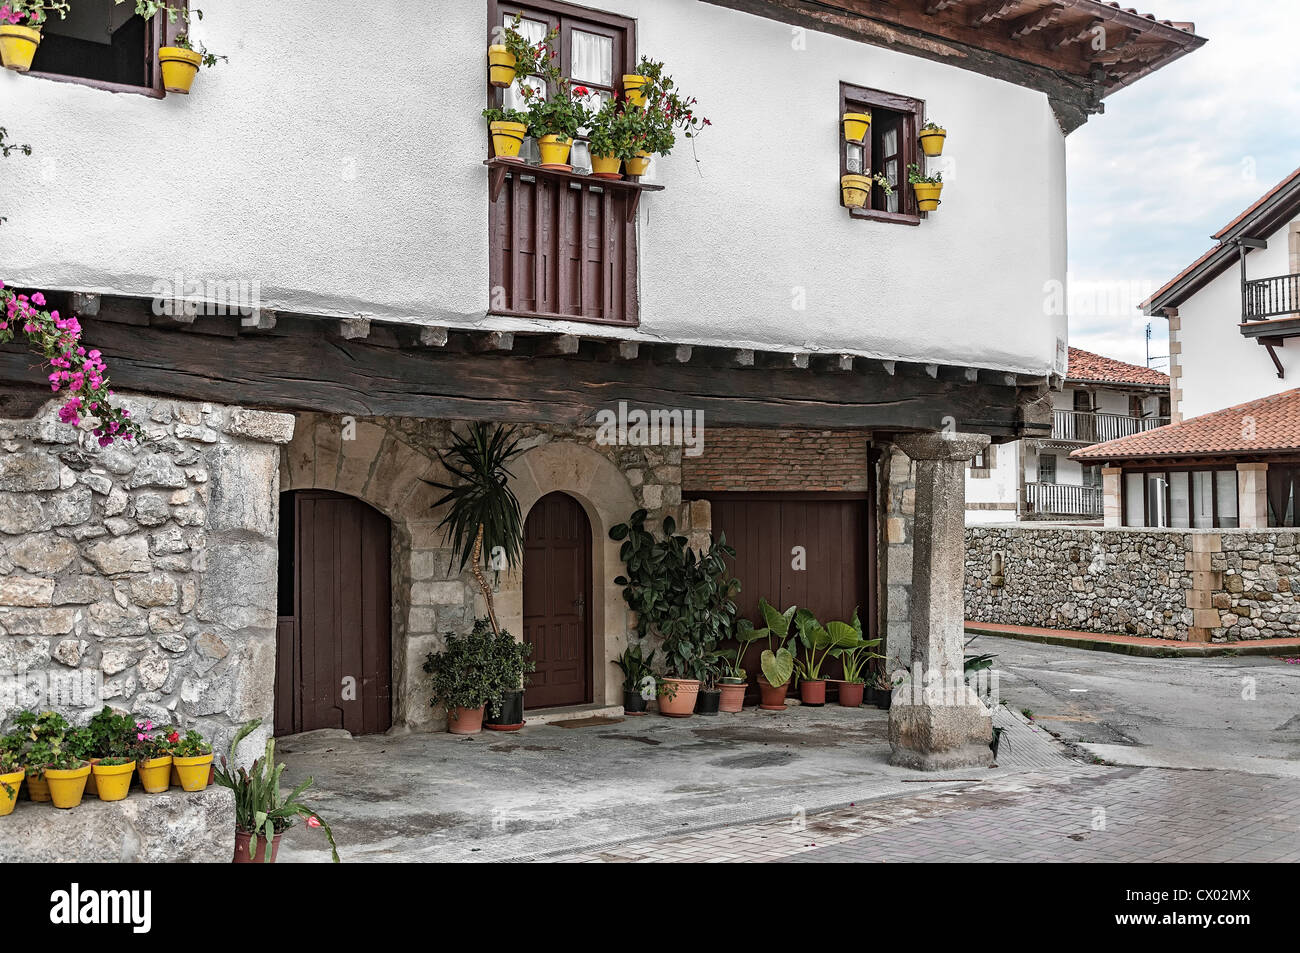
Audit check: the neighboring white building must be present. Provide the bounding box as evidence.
[966,348,1169,523]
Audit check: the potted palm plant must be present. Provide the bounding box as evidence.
[829,611,881,708]
[613,642,656,715]
[484,621,535,731]
[908,162,943,212]
[753,599,797,711]
[215,720,339,863]
[715,630,756,713]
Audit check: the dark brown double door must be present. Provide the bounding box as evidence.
[275,490,392,737]
[522,492,593,709]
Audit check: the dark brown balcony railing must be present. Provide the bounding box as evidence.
[1052,410,1169,444]
[1026,481,1103,518]
[1244,273,1300,321]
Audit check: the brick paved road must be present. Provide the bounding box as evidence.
[554,765,1300,863]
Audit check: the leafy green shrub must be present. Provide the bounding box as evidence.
[424,623,500,717]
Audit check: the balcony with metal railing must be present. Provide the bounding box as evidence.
[1051,410,1170,444]
[1025,481,1103,519]
[1244,273,1300,322]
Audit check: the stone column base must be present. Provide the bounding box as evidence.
[888,702,994,771]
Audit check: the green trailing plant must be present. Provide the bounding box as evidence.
[426,422,526,637]
[113,1,225,67]
[497,11,557,81]
[586,99,639,160]
[214,720,339,863]
[424,623,501,717]
[907,161,942,185]
[627,56,709,159]
[830,611,883,685]
[12,710,71,776]
[609,509,739,680]
[613,642,656,692]
[0,126,30,228]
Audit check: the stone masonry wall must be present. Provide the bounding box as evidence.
[0,395,293,756]
[966,524,1300,642]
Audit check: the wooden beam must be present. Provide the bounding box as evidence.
[923,0,965,14]
[532,333,580,357]
[338,317,370,340]
[69,292,101,318]
[729,348,755,368]
[469,330,515,353]
[968,0,1018,28]
[240,309,277,333]
[1046,17,1103,49]
[418,326,449,347]
[1006,2,1064,40]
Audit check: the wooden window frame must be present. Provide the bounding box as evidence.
[839,82,924,226]
[1120,465,1240,529]
[23,3,186,99]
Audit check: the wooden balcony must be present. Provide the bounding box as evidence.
[1244,272,1300,322]
[1025,481,1103,519]
[1051,410,1170,444]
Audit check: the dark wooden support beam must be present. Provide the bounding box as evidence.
[469,330,515,353]
[968,0,1018,28]
[418,326,449,348]
[1046,17,1103,49]
[1006,2,1064,40]
[337,317,371,340]
[69,292,101,318]
[1260,337,1286,379]
[532,333,580,357]
[728,348,755,368]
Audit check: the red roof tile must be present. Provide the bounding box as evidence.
[1067,348,1170,388]
[1072,387,1300,462]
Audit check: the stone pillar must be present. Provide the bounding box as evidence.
[889,431,993,771]
[1102,466,1123,528]
[1237,463,1269,529]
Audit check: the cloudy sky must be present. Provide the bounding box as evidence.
[1066,0,1300,368]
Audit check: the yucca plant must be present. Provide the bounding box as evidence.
[213,720,339,863]
[426,423,526,637]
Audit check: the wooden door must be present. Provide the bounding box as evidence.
[275,490,392,736]
[522,492,592,709]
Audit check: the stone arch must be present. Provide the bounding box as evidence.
[497,442,638,708]
[280,415,447,731]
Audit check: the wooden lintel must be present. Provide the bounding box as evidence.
[533,333,580,357]
[470,330,515,353]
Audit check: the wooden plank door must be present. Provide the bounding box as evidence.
[522,492,593,709]
[275,490,392,736]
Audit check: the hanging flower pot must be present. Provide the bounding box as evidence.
[159,46,203,94]
[489,120,528,161]
[537,134,573,170]
[45,763,91,810]
[590,154,623,179]
[913,181,943,211]
[137,755,172,793]
[918,123,947,156]
[0,769,22,817]
[841,111,871,143]
[625,151,652,176]
[841,173,872,209]
[91,760,135,803]
[0,24,40,73]
[622,73,650,107]
[488,44,517,88]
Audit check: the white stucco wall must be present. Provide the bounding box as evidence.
[1172,218,1299,419]
[0,0,1066,375]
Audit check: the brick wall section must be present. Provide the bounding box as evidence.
[966,524,1300,642]
[682,429,869,492]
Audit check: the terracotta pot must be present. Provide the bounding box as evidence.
[448,705,486,735]
[717,681,747,713]
[837,681,865,708]
[657,677,699,717]
[799,679,827,706]
[756,676,789,711]
[233,830,281,864]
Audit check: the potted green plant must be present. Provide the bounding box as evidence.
[610,509,739,718]
[114,1,224,93]
[715,629,756,713]
[841,171,892,210]
[586,99,638,179]
[13,710,71,803]
[426,422,526,641]
[753,599,797,711]
[0,0,67,73]
[488,12,556,89]
[907,161,943,212]
[0,729,24,815]
[621,57,709,175]
[484,620,535,731]
[172,729,214,791]
[613,642,656,715]
[869,668,898,710]
[521,78,592,170]
[483,105,531,162]
[214,720,339,864]
[43,743,90,810]
[694,650,724,716]
[829,611,881,708]
[792,609,861,706]
[83,706,134,799]
[919,119,947,156]
[132,720,176,793]
[424,625,499,734]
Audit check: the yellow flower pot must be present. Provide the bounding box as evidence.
[590,154,622,179]
[0,24,40,72]
[841,173,872,209]
[842,111,871,143]
[159,46,202,94]
[137,755,172,794]
[625,151,652,176]
[489,120,527,160]
[83,758,101,799]
[172,754,213,792]
[623,74,650,107]
[538,134,572,169]
[0,770,23,816]
[913,181,943,212]
[45,764,91,810]
[919,126,947,156]
[25,769,50,803]
[91,761,135,803]
[488,44,517,88]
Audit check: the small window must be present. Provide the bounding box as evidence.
[969,448,989,470]
[1037,454,1057,484]
[1124,468,1238,528]
[839,82,923,224]
[26,0,181,95]
[1083,465,1103,488]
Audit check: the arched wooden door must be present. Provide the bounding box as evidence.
[275,490,392,736]
[522,492,593,709]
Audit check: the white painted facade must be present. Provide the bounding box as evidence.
[0,0,1067,375]
[1170,217,1300,419]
